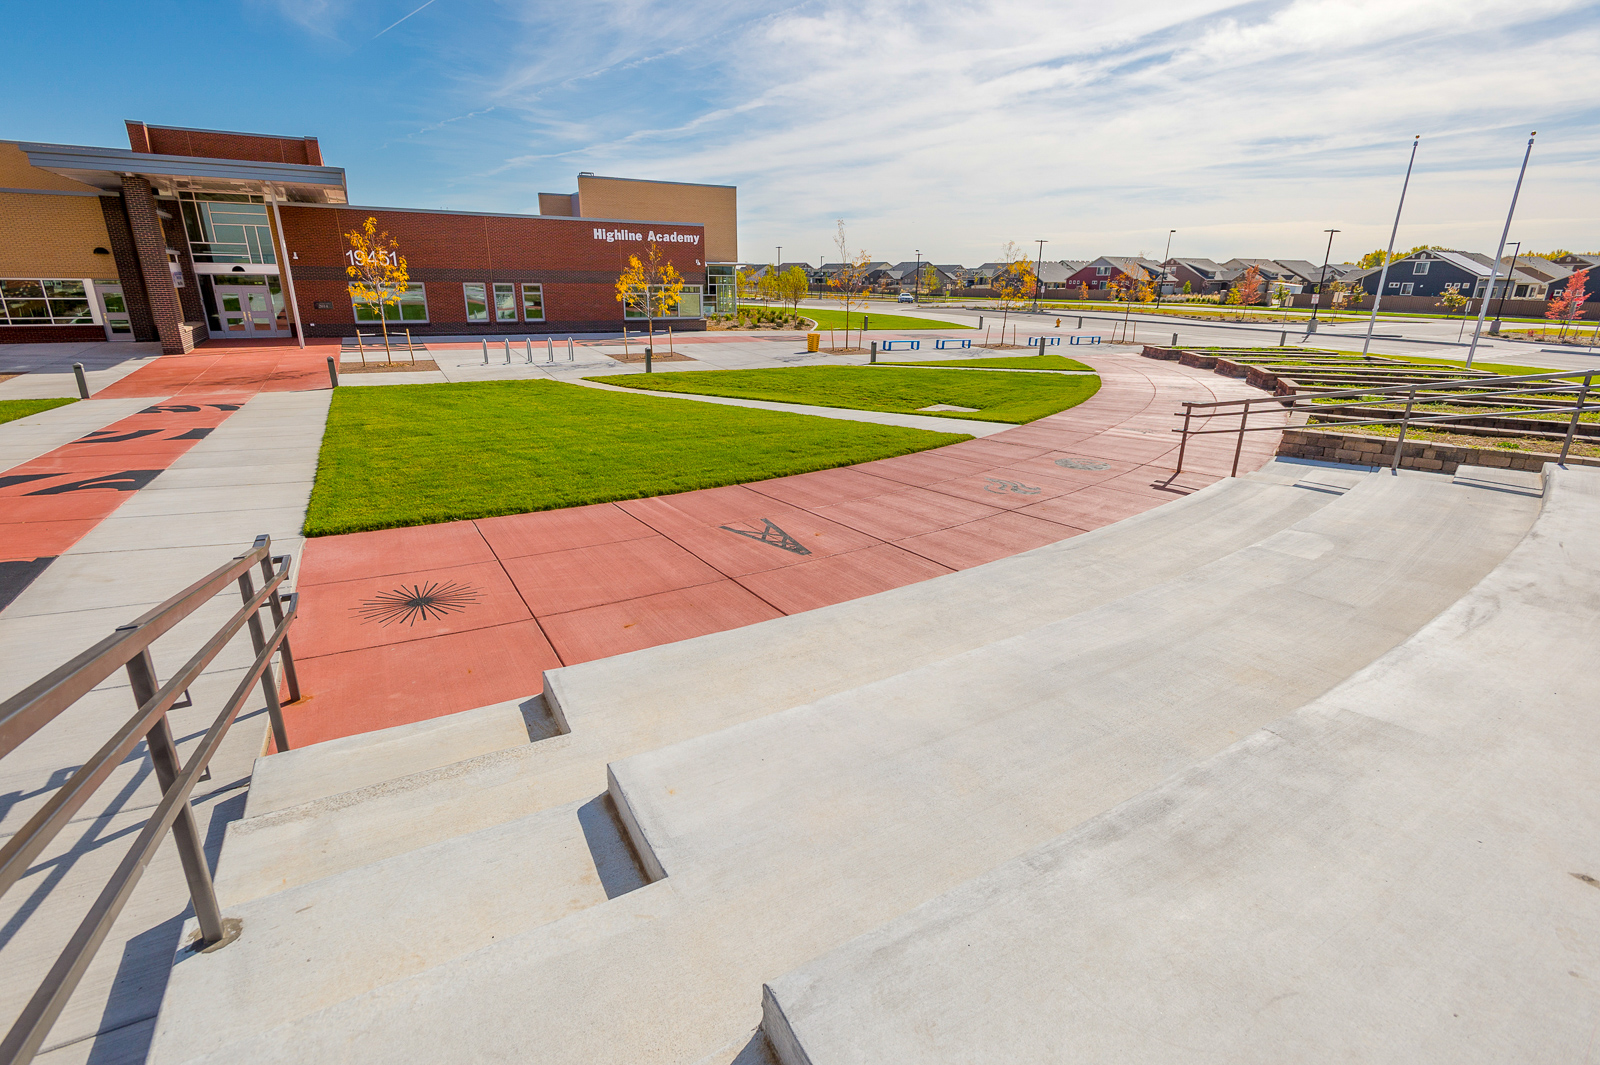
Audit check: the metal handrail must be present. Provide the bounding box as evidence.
[1171,368,1597,476]
[0,535,300,1065]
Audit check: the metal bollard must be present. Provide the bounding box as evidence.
[504,339,512,365]
[567,337,574,361]
[547,338,554,363]
[870,341,877,363]
[1171,332,1178,346]
[326,356,339,388]
[481,340,488,365]
[525,339,533,364]
[1077,316,1083,328]
[645,346,653,373]
[978,316,983,328]
[1278,331,1286,347]
[72,362,89,399]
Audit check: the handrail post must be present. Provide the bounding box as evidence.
[1392,385,1418,473]
[1560,374,1592,464]
[1231,400,1250,477]
[123,650,227,947]
[236,564,291,752]
[1174,404,1194,475]
[258,549,301,704]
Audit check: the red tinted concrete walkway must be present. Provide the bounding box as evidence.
[286,350,1283,746]
[0,340,334,606]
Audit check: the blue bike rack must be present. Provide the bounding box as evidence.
[1069,335,1102,346]
[879,339,920,351]
[934,338,972,350]
[1027,336,1062,347]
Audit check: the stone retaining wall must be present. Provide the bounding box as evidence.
[1278,428,1600,474]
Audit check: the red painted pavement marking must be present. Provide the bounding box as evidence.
[285,352,1284,748]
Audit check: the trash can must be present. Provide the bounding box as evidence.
[807,332,820,352]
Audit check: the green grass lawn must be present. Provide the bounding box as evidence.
[0,397,76,425]
[587,365,1101,424]
[304,380,970,536]
[793,307,969,331]
[886,353,1095,372]
[1385,353,1568,377]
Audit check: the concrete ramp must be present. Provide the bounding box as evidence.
[144,464,1548,1064]
[762,465,1600,1064]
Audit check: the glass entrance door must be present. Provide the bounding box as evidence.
[94,281,134,341]
[210,277,288,337]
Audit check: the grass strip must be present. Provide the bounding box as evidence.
[886,353,1094,372]
[588,365,1100,424]
[0,397,76,425]
[792,307,970,331]
[305,380,970,536]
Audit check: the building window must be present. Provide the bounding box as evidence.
[353,282,428,322]
[178,192,276,265]
[1400,282,1414,295]
[1,279,94,325]
[522,284,544,321]
[1095,266,1110,275]
[493,283,516,322]
[464,283,488,322]
[1413,261,1429,275]
[1514,284,1528,298]
[622,285,704,319]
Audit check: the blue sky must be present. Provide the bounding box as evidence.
[5,0,1598,265]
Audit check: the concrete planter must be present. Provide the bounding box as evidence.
[1278,427,1600,474]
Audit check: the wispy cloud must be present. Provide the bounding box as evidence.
[374,0,436,38]
[299,0,1600,262]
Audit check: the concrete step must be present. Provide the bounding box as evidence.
[211,469,1348,907]
[147,466,1544,1064]
[152,792,647,1062]
[761,465,1598,1064]
[243,695,556,819]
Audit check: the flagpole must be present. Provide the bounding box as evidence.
[1360,136,1420,358]
[1465,132,1537,369]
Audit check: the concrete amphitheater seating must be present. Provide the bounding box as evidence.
[144,460,1586,1065]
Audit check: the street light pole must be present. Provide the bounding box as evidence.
[1307,229,1339,334]
[1466,132,1537,369]
[1362,136,1421,358]
[914,249,921,304]
[1154,229,1175,312]
[1493,240,1521,330]
[1033,239,1047,313]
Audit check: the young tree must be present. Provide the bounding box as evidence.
[736,266,762,303]
[1356,248,1402,270]
[1225,265,1264,317]
[615,241,685,362]
[919,262,941,300]
[1079,281,1091,301]
[345,217,410,364]
[775,265,809,316]
[826,220,872,350]
[1546,266,1590,339]
[989,241,1036,347]
[1334,280,1366,311]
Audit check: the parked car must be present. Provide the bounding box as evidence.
[898,292,915,303]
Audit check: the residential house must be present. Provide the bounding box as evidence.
[1164,258,1228,295]
[935,265,970,287]
[1350,249,1548,301]
[1504,256,1569,299]
[1065,256,1161,291]
[882,261,956,292]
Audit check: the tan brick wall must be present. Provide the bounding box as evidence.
[576,175,737,262]
[0,143,117,280]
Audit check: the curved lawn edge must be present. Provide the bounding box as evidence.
[586,364,1101,425]
[302,379,971,537]
[884,353,1096,373]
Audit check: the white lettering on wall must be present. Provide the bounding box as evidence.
[591,227,700,246]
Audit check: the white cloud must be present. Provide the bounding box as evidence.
[369,0,1600,263]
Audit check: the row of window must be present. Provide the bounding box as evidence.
[351,282,705,324]
[1,279,94,325]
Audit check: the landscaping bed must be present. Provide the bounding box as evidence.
[586,365,1101,424]
[304,379,970,536]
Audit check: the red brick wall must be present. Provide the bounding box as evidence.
[127,121,322,165]
[277,206,708,337]
[0,325,106,345]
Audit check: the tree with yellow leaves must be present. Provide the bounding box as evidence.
[615,242,684,368]
[989,242,1036,348]
[345,217,410,364]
